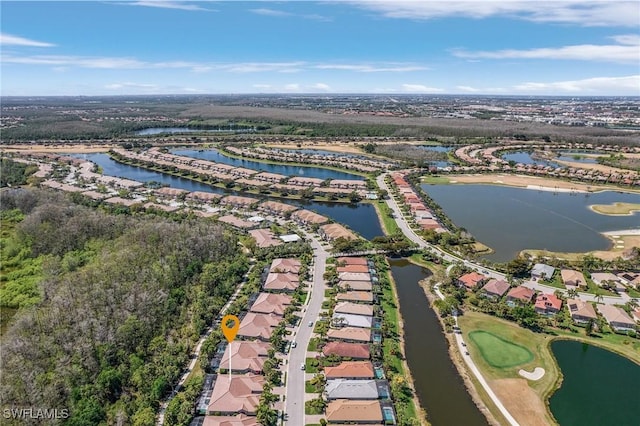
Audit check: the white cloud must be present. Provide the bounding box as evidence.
[315,63,428,72]
[311,83,331,91]
[610,34,640,45]
[351,1,640,27]
[249,8,292,17]
[401,84,443,93]
[126,1,212,12]
[105,82,159,90]
[284,83,301,92]
[253,84,272,89]
[0,33,55,47]
[513,75,640,94]
[224,62,305,73]
[452,39,640,63]
[456,85,480,92]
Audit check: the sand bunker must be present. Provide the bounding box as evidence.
[518,367,545,381]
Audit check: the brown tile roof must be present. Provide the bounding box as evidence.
[567,298,597,321]
[337,264,370,273]
[320,223,357,241]
[338,280,373,292]
[202,414,259,426]
[324,361,375,379]
[336,257,368,266]
[249,293,292,316]
[322,342,370,359]
[237,313,281,340]
[334,302,374,317]
[218,215,255,229]
[596,305,635,328]
[458,272,486,289]
[269,258,301,274]
[326,400,383,423]
[207,374,264,415]
[248,229,282,248]
[336,291,374,304]
[506,286,535,302]
[291,209,328,225]
[219,341,270,374]
[338,272,371,282]
[561,269,587,287]
[263,272,299,292]
[481,279,511,297]
[327,327,372,342]
[535,293,563,312]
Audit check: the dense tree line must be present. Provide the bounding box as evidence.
[0,159,38,187]
[0,189,249,425]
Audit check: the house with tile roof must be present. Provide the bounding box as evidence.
[480,279,511,300]
[457,272,486,290]
[322,342,370,359]
[331,313,373,329]
[269,258,301,274]
[202,414,259,426]
[263,272,299,292]
[338,280,373,292]
[325,400,383,424]
[324,361,375,380]
[531,263,555,280]
[207,374,264,415]
[534,293,563,316]
[561,269,587,288]
[567,298,597,324]
[218,341,270,374]
[335,302,375,317]
[327,327,372,343]
[249,293,292,316]
[505,286,536,307]
[338,272,371,283]
[596,305,636,332]
[237,313,281,341]
[336,291,374,304]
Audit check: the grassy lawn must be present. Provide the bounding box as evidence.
[305,357,320,373]
[305,379,323,393]
[307,337,323,352]
[457,311,559,397]
[468,331,534,368]
[420,175,451,185]
[372,200,401,235]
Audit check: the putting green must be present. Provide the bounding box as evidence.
[468,330,534,368]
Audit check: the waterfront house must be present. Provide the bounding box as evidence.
[249,293,292,316]
[561,269,587,288]
[327,327,372,343]
[325,379,382,400]
[337,264,370,274]
[319,223,357,241]
[338,280,373,292]
[596,305,636,332]
[324,361,375,380]
[480,279,511,300]
[334,302,375,317]
[237,313,281,341]
[336,291,374,304]
[218,341,270,374]
[290,209,329,226]
[207,374,264,415]
[458,272,486,290]
[322,342,370,359]
[338,272,371,282]
[505,286,536,307]
[331,313,373,329]
[534,293,563,316]
[337,257,369,266]
[531,263,555,281]
[325,400,383,424]
[567,299,598,324]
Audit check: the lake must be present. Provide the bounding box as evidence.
[389,259,488,426]
[421,184,640,262]
[549,340,640,426]
[171,149,362,180]
[418,145,453,153]
[135,127,253,135]
[501,151,559,167]
[69,153,384,240]
[556,152,600,164]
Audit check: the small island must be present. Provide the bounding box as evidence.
[590,202,640,216]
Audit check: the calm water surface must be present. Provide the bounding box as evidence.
[70,154,383,240]
[172,149,362,180]
[389,259,488,426]
[422,184,640,262]
[549,340,640,426]
[135,127,250,135]
[501,151,559,167]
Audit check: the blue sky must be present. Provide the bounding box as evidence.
[1,1,639,96]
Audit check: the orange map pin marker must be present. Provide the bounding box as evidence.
[221,314,240,343]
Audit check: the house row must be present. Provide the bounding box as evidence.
[390,172,446,233]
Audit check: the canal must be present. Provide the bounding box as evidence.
[70,153,384,240]
[549,340,640,426]
[388,258,488,426]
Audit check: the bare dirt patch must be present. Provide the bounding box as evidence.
[0,144,113,153]
[490,378,552,426]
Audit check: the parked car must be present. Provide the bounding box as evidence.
[291,341,297,348]
[308,321,314,327]
[300,363,306,370]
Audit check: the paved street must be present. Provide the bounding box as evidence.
[284,234,328,425]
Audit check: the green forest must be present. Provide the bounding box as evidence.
[0,189,249,425]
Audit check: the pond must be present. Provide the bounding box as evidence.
[68,154,384,240]
[171,149,363,181]
[421,184,640,262]
[549,340,640,426]
[556,152,600,164]
[389,259,488,426]
[501,151,559,167]
[418,145,453,153]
